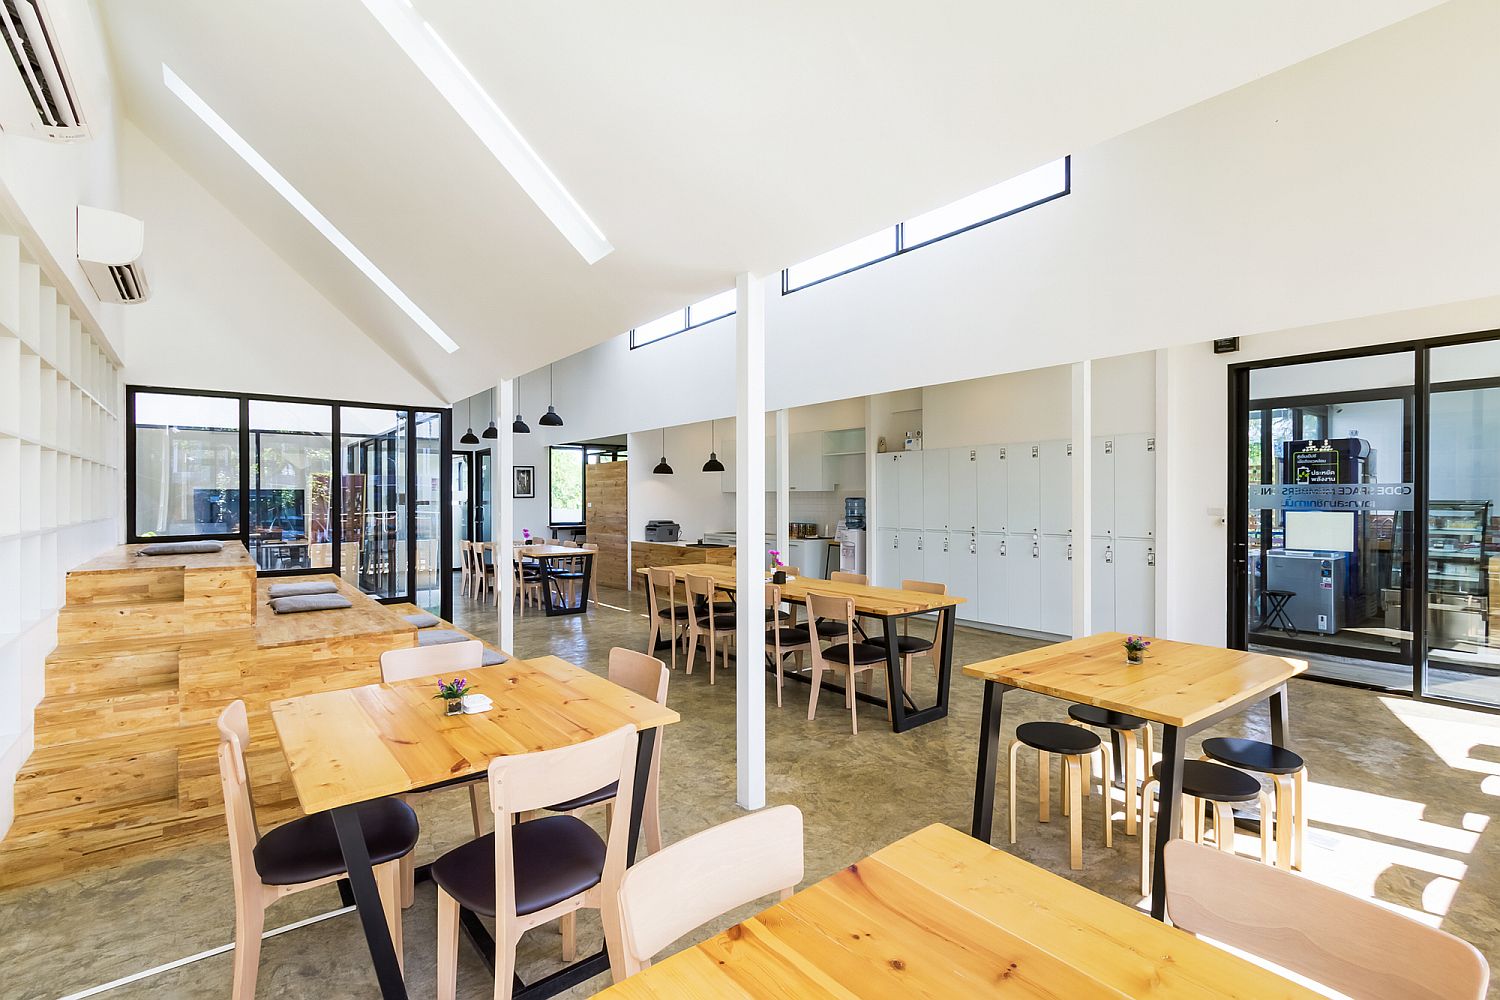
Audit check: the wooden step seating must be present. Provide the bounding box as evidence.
[0,543,501,889]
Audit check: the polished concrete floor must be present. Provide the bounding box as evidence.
[4,582,1500,998]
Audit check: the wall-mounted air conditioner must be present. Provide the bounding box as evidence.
[77,205,150,303]
[0,0,88,141]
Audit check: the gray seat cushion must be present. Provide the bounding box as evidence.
[268,593,353,614]
[402,612,441,629]
[268,581,339,599]
[481,648,507,666]
[418,629,468,646]
[138,541,224,556]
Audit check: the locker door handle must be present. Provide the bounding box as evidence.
[943,537,949,552]
[1032,543,1039,559]
[999,540,1006,556]
[1147,547,1156,567]
[893,535,899,549]
[1105,546,1114,564]
[1066,543,1072,561]
[969,540,976,555]
[917,538,924,551]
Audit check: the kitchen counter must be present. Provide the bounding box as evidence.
[631,540,736,586]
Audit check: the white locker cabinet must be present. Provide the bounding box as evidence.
[1091,536,1116,633]
[922,448,949,529]
[1004,532,1041,631]
[1115,433,1156,538]
[874,454,900,529]
[949,448,978,532]
[976,532,1007,625]
[897,452,924,529]
[976,445,1007,533]
[874,527,900,589]
[1007,445,1040,533]
[1115,537,1156,634]
[899,527,925,583]
[921,529,950,587]
[950,531,979,620]
[1038,440,1071,535]
[1091,438,1114,536]
[1038,534,1073,635]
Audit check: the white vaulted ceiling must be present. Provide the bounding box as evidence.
[98,0,1445,401]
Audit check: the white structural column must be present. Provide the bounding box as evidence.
[495,377,516,654]
[774,409,790,565]
[735,272,767,810]
[1070,361,1093,638]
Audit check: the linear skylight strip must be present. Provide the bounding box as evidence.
[360,0,613,265]
[161,64,460,354]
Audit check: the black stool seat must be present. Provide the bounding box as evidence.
[547,781,618,813]
[1067,704,1148,731]
[861,634,933,655]
[1016,721,1101,756]
[767,626,811,646]
[1151,759,1261,802]
[253,797,418,886]
[1202,737,1305,775]
[431,815,605,918]
[698,613,737,630]
[819,642,887,666]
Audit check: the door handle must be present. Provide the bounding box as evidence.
[893,535,899,549]
[1032,543,1039,559]
[1067,543,1073,561]
[1105,545,1114,564]
[917,537,924,551]
[1147,547,1156,567]
[999,540,1006,556]
[943,537,949,552]
[969,540,976,555]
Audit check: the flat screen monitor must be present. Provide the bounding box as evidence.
[1285,510,1354,552]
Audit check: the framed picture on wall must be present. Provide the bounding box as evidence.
[514,466,535,499]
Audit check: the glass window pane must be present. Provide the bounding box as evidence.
[247,400,332,571]
[341,407,408,600]
[133,392,241,537]
[901,158,1068,248]
[549,447,584,524]
[784,228,898,291]
[631,309,688,347]
[687,289,735,327]
[415,411,443,612]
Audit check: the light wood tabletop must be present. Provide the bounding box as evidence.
[638,562,964,616]
[270,654,680,814]
[962,632,1307,728]
[600,822,1318,998]
[517,544,586,557]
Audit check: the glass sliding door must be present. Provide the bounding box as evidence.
[132,392,241,538]
[341,407,409,601]
[415,411,443,612]
[247,400,332,571]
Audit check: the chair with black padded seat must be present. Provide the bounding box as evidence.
[764,566,799,628]
[802,570,869,641]
[1201,736,1308,870]
[684,573,736,684]
[218,700,416,1000]
[433,725,638,1000]
[546,649,669,962]
[1140,758,1272,895]
[644,566,688,671]
[1067,703,1154,837]
[1008,720,1112,870]
[805,591,890,735]
[765,583,812,708]
[860,578,945,691]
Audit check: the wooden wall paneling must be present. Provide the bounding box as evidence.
[585,460,628,588]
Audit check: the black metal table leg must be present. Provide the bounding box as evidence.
[970,681,1006,842]
[883,615,910,731]
[331,805,408,1000]
[1269,684,1290,746]
[1149,724,1185,921]
[935,604,956,716]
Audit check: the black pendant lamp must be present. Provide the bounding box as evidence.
[702,418,725,473]
[512,380,530,434]
[653,428,673,475]
[459,396,480,445]
[538,363,564,427]
[482,388,498,438]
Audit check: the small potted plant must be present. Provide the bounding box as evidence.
[1123,635,1151,665]
[769,550,786,585]
[434,677,472,715]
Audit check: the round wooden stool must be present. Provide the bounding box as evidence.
[1009,721,1112,870]
[1067,704,1153,837]
[1201,736,1308,870]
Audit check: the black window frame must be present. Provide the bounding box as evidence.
[125,384,453,619]
[627,294,738,350]
[547,444,587,528]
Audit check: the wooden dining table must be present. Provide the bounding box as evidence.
[517,544,594,617]
[598,822,1320,998]
[964,632,1307,920]
[270,654,680,1000]
[641,563,965,732]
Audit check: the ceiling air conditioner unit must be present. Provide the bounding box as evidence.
[0,0,87,141]
[77,205,150,303]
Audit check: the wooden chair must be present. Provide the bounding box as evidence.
[644,566,688,671]
[805,591,890,734]
[882,578,945,689]
[512,554,542,617]
[433,725,638,1000]
[1068,704,1153,836]
[684,573,735,684]
[1200,737,1308,870]
[765,583,812,708]
[218,701,416,999]
[549,648,669,960]
[458,538,473,597]
[1008,720,1111,870]
[581,543,601,606]
[1165,839,1489,1000]
[613,805,804,977]
[1141,760,1272,895]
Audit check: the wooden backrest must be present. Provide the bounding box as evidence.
[615,804,804,975]
[379,641,483,682]
[806,591,856,663]
[779,565,801,577]
[684,573,716,601]
[901,579,947,595]
[563,539,580,548]
[830,571,868,585]
[488,726,639,929]
[645,566,677,619]
[609,647,669,704]
[1166,840,1488,1000]
[216,700,262,894]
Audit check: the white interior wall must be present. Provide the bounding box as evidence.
[627,422,735,543]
